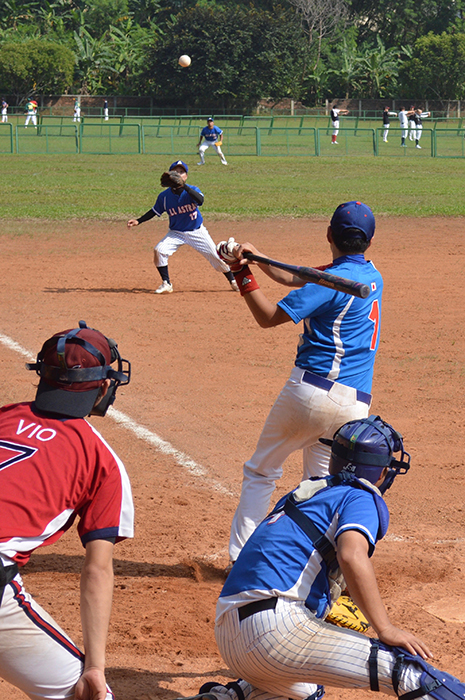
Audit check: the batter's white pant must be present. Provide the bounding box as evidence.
[229,367,370,561]
[215,598,436,700]
[155,224,231,273]
[25,114,37,127]
[199,142,227,163]
[0,575,113,700]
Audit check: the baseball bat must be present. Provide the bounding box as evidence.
[242,252,370,299]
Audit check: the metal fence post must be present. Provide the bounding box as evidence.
[256,127,261,156]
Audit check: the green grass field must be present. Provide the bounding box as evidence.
[2,152,465,221]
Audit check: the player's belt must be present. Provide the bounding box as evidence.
[301,370,371,405]
[238,597,278,621]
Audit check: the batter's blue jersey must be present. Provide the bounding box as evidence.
[278,255,383,394]
[152,186,204,231]
[217,478,387,622]
[201,125,223,142]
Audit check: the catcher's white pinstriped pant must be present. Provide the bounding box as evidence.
[215,598,433,700]
[155,224,230,273]
[0,575,113,700]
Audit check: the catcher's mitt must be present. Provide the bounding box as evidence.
[326,595,370,632]
[161,171,184,189]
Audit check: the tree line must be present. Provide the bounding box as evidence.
[1,0,465,110]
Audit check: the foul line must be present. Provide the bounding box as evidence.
[0,332,235,497]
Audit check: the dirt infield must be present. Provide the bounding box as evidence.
[0,216,464,699]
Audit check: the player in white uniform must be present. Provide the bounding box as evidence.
[174,416,465,700]
[197,118,228,165]
[398,107,410,146]
[1,99,8,123]
[330,106,349,144]
[408,105,416,140]
[104,99,109,120]
[73,98,81,122]
[217,201,383,564]
[0,320,134,699]
[128,160,238,293]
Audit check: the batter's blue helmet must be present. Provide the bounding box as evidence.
[323,415,410,494]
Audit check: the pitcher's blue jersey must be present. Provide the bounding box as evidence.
[200,125,223,142]
[278,255,383,394]
[152,186,204,232]
[217,478,387,622]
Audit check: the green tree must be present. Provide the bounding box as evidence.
[143,5,309,110]
[0,39,74,98]
[398,32,465,99]
[73,28,117,93]
[356,36,404,98]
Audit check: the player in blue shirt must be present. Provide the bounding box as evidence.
[174,416,465,700]
[217,201,383,563]
[127,160,238,293]
[197,118,228,166]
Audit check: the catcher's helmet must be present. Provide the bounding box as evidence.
[322,415,410,494]
[26,320,131,418]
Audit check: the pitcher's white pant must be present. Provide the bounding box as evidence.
[229,367,370,560]
[0,575,113,700]
[25,114,37,127]
[155,224,230,272]
[199,141,226,163]
[215,598,433,700]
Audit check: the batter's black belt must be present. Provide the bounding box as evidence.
[0,561,19,606]
[238,597,278,621]
[301,370,372,406]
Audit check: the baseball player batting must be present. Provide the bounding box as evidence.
[217,201,383,565]
[127,160,238,293]
[0,321,134,700]
[173,416,465,700]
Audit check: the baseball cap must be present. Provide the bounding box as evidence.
[207,117,214,123]
[330,201,375,241]
[33,326,113,418]
[169,160,188,173]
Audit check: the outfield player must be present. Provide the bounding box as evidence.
[197,118,228,165]
[73,98,81,122]
[330,105,349,144]
[127,160,238,294]
[408,104,416,141]
[175,416,465,700]
[381,106,397,142]
[0,320,134,700]
[217,201,383,563]
[413,107,431,149]
[1,99,8,123]
[398,106,410,146]
[24,99,37,128]
[103,98,109,120]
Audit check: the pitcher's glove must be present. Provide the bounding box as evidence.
[326,595,370,632]
[161,171,184,189]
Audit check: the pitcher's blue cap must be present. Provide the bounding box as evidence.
[330,201,375,241]
[169,160,188,173]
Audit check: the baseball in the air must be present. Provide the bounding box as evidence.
[178,55,191,68]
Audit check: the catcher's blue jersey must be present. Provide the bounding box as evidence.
[217,478,386,622]
[152,186,204,231]
[200,125,223,142]
[278,255,383,394]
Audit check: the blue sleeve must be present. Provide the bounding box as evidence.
[278,284,339,324]
[334,490,380,555]
[153,193,166,217]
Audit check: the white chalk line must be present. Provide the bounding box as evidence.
[0,331,236,498]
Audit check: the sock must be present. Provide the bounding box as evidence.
[157,265,170,283]
[224,271,235,282]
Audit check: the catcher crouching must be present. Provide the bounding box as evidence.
[173,416,465,700]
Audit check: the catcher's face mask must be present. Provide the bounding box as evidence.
[26,320,131,418]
